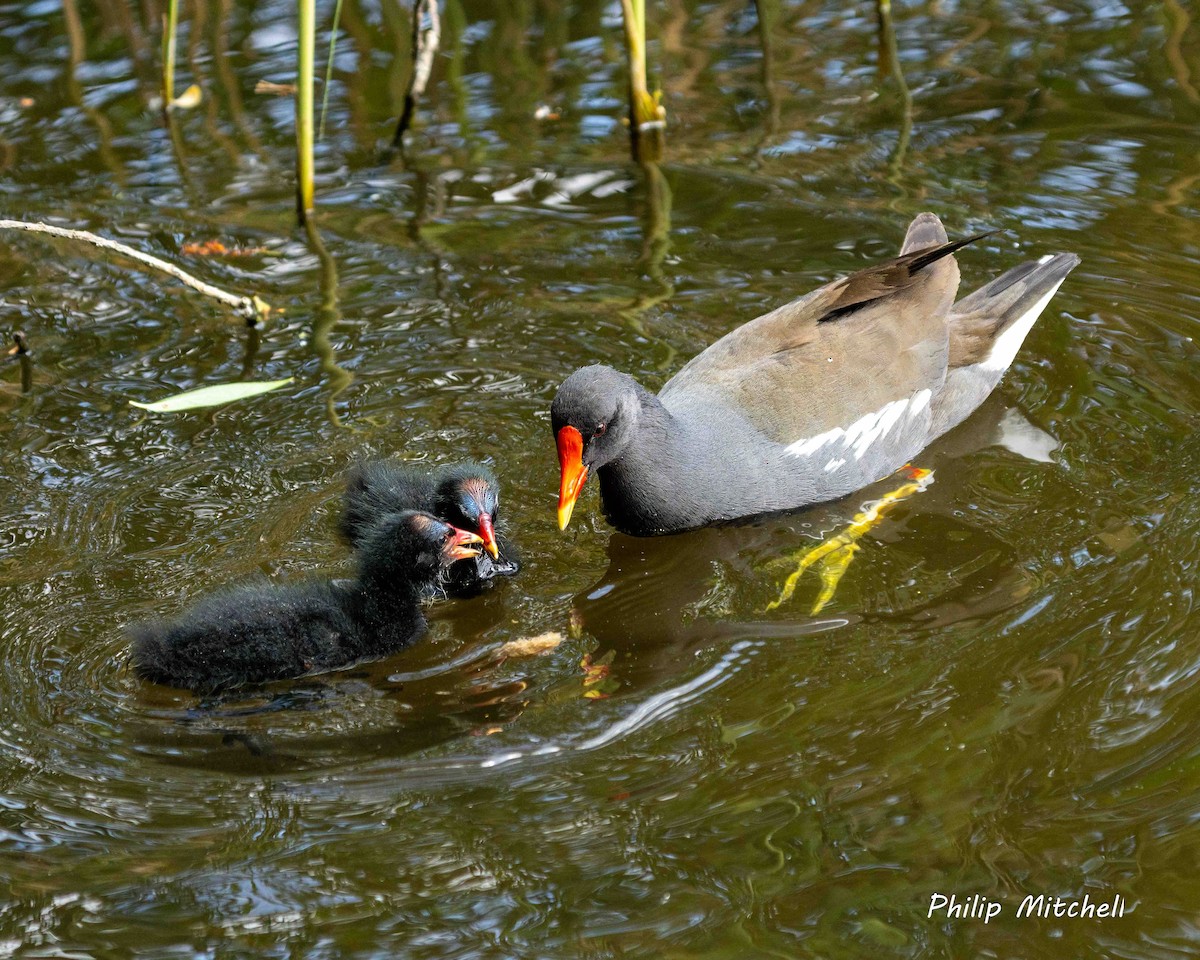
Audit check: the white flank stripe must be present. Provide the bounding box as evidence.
[787,427,844,457]
[982,279,1065,372]
[787,389,935,462]
[841,408,880,450]
[852,398,908,460]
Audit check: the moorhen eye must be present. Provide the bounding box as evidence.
[550,212,1079,536]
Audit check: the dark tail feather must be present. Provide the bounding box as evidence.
[954,252,1079,317]
[818,227,997,324]
[907,230,1001,274]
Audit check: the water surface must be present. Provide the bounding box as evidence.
[1,1,1199,956]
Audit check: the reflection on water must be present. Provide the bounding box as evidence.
[574,395,1057,683]
[0,0,1199,957]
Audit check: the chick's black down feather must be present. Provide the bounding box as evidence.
[130,511,464,694]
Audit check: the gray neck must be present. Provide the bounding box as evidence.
[596,389,685,535]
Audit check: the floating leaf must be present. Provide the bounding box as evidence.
[130,378,294,413]
[496,632,563,658]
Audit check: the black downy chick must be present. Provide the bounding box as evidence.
[129,511,483,694]
[339,460,519,597]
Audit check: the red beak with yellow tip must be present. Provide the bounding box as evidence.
[477,513,500,559]
[556,425,588,530]
[445,526,485,562]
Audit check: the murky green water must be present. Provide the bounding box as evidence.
[1,0,1198,956]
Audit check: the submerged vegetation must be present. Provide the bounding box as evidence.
[25,0,683,402]
[159,0,673,205]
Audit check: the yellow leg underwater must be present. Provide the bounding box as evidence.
[768,466,934,615]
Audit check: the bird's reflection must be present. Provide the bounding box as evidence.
[574,510,857,679]
[571,394,1056,689]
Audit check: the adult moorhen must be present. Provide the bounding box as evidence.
[339,460,519,596]
[130,511,483,694]
[552,213,1079,536]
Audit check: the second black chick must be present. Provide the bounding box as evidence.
[339,460,520,597]
[130,511,484,695]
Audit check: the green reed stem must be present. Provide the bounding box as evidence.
[162,0,179,106]
[296,0,316,223]
[619,0,665,162]
[318,0,346,140]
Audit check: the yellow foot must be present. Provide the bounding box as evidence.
[767,466,934,615]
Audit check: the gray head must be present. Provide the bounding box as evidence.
[550,364,645,529]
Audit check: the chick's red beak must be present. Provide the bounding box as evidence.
[556,425,588,530]
[477,512,500,559]
[445,526,484,562]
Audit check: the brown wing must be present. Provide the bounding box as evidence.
[660,216,992,444]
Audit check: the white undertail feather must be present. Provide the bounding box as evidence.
[981,279,1066,373]
[994,408,1058,463]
